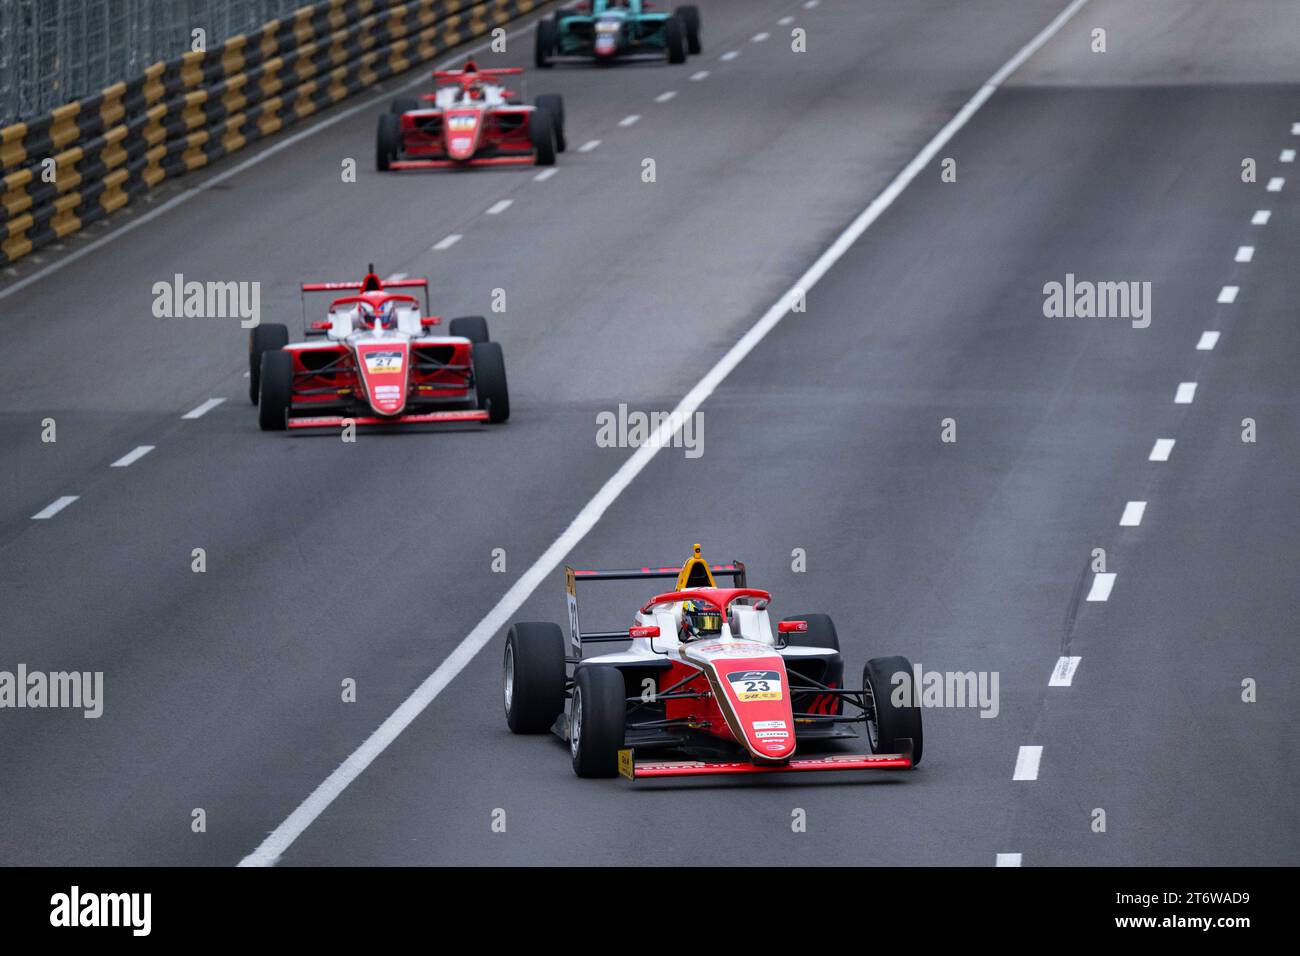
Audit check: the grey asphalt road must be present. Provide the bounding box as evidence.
[1,0,1296,867]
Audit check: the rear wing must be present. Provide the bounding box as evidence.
[563,556,747,654]
[298,265,431,334]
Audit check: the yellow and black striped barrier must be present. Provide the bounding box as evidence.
[1,0,541,264]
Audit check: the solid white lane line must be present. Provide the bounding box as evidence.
[1013,746,1043,781]
[533,167,558,182]
[432,234,462,251]
[1251,210,1271,225]
[1266,177,1284,192]
[619,114,641,127]
[182,398,226,420]
[1235,245,1254,263]
[485,199,513,216]
[577,139,601,152]
[1196,330,1220,350]
[1174,381,1197,404]
[1282,149,1296,163]
[1217,285,1238,303]
[654,91,677,103]
[1149,438,1175,462]
[237,0,1093,867]
[1086,573,1116,602]
[31,496,79,520]
[111,445,155,468]
[995,853,1023,867]
[690,70,710,81]
[1119,501,1146,527]
[752,32,770,42]
[1050,656,1082,687]
[720,51,740,61]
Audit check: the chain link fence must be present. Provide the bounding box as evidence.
[0,0,308,126]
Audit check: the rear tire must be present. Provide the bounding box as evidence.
[535,18,557,67]
[389,97,419,115]
[449,315,489,343]
[530,106,556,166]
[535,94,565,152]
[248,323,288,403]
[863,655,923,766]
[472,341,510,423]
[675,6,701,54]
[664,15,686,64]
[376,113,400,171]
[257,351,293,431]
[781,613,839,651]
[570,666,626,778]
[504,622,567,733]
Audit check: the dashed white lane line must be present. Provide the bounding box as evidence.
[383,272,408,282]
[720,50,740,61]
[995,853,1023,867]
[1282,149,1296,163]
[1013,746,1043,781]
[654,91,677,103]
[1266,176,1285,192]
[1086,573,1116,602]
[1235,245,1255,263]
[1119,501,1147,527]
[577,139,601,152]
[485,199,513,216]
[752,32,770,42]
[432,234,462,251]
[533,167,558,182]
[1217,285,1239,303]
[1251,209,1271,225]
[1050,656,1082,687]
[1149,438,1175,462]
[618,114,641,128]
[778,15,794,26]
[1293,122,1300,135]
[803,0,820,8]
[689,70,709,81]
[237,0,1094,867]
[182,398,226,420]
[111,445,155,468]
[1174,381,1197,405]
[1196,330,1220,350]
[31,496,79,520]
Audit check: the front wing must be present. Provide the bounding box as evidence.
[617,747,913,780]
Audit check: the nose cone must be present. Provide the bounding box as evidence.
[444,110,481,160]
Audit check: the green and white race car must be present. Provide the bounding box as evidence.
[535,1,701,67]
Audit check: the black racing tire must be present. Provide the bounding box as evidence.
[530,106,556,166]
[664,15,686,64]
[472,341,510,423]
[863,655,923,766]
[534,94,565,152]
[570,665,626,778]
[376,113,400,171]
[389,97,419,115]
[535,18,557,67]
[448,315,490,343]
[675,5,701,54]
[781,613,839,651]
[257,350,293,431]
[248,323,288,404]
[503,622,567,734]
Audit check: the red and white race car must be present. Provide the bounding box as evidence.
[503,545,923,779]
[249,267,508,431]
[375,60,565,170]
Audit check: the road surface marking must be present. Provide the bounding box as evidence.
[1050,657,1082,686]
[1266,177,1284,192]
[690,70,709,81]
[111,445,155,468]
[384,272,408,281]
[1251,210,1271,225]
[578,139,601,152]
[803,0,820,8]
[995,853,1022,867]
[1196,331,1219,350]
[752,32,770,42]
[237,0,1094,867]
[1119,501,1146,527]
[654,91,677,103]
[32,496,79,520]
[721,51,740,61]
[1293,122,1300,135]
[1216,285,1238,303]
[1013,746,1043,781]
[619,114,641,127]
[432,234,462,250]
[1282,149,1296,163]
[485,199,513,216]
[1235,245,1254,262]
[1174,381,1197,404]
[1087,573,1116,602]
[182,398,226,420]
[1149,438,1175,462]
[533,168,558,182]
[778,16,795,25]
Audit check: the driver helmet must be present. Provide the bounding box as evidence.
[679,599,722,643]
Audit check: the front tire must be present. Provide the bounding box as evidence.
[675,5,701,54]
[376,113,400,171]
[664,15,686,64]
[534,94,565,152]
[257,351,293,431]
[535,18,557,68]
[863,655,923,766]
[449,315,489,343]
[530,107,556,166]
[570,666,626,778]
[504,622,567,733]
[248,323,288,403]
[472,341,510,423]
